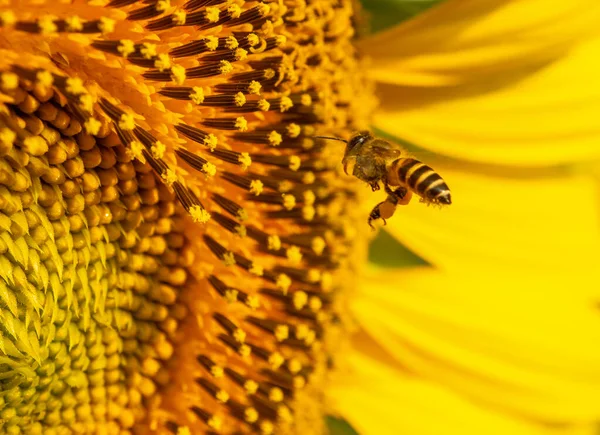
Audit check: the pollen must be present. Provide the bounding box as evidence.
[65,77,86,95]
[301,94,313,106]
[38,16,57,34]
[117,40,136,58]
[289,155,301,171]
[157,0,171,11]
[190,206,211,224]
[282,194,296,210]
[234,92,246,107]
[202,162,216,177]
[222,252,236,267]
[257,99,271,111]
[84,118,101,135]
[238,152,251,170]
[248,80,262,95]
[79,94,94,112]
[250,262,264,276]
[162,168,178,185]
[151,141,166,159]
[205,7,220,23]
[172,9,186,25]
[140,42,158,59]
[118,113,136,130]
[267,235,281,251]
[244,407,258,423]
[293,291,308,310]
[286,246,303,264]
[276,274,292,294]
[228,4,242,19]
[274,325,289,342]
[268,130,283,146]
[190,87,204,104]
[279,96,293,112]
[0,11,16,26]
[205,36,219,51]
[99,16,115,34]
[1,72,18,90]
[170,65,186,85]
[204,133,218,150]
[154,54,172,71]
[234,116,248,131]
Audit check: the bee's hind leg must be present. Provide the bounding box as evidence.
[368,200,397,229]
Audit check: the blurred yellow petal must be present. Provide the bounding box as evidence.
[360,0,600,87]
[348,266,600,424]
[373,35,600,166]
[329,346,598,435]
[378,167,600,273]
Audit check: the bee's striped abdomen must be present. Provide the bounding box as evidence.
[389,158,451,204]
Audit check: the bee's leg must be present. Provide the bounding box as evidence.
[369,181,380,192]
[385,185,412,206]
[368,199,398,229]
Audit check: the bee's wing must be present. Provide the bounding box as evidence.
[368,139,404,162]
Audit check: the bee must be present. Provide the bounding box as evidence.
[314,131,452,228]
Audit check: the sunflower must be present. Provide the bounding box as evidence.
[329,1,600,435]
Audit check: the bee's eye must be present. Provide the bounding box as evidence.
[348,134,366,150]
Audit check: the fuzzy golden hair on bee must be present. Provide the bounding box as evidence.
[314,131,451,227]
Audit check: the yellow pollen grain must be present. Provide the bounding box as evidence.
[233,328,246,343]
[207,416,221,430]
[282,194,296,210]
[276,274,291,294]
[117,40,135,58]
[267,235,281,251]
[249,179,263,196]
[234,116,248,132]
[302,138,315,150]
[321,272,333,292]
[172,9,186,25]
[177,427,191,435]
[303,190,316,207]
[268,130,282,146]
[248,80,261,95]
[65,77,86,95]
[140,43,157,59]
[1,72,18,90]
[278,406,293,423]
[224,289,238,303]
[235,224,247,237]
[202,162,216,177]
[127,140,146,162]
[79,94,94,112]
[205,35,219,51]
[307,269,321,283]
[36,70,53,88]
[228,4,242,19]
[151,141,166,159]
[286,246,302,265]
[293,376,306,389]
[279,96,293,112]
[260,421,274,435]
[269,387,284,402]
[268,352,284,369]
[244,380,258,395]
[286,123,301,138]
[302,205,315,221]
[118,113,136,130]
[224,36,239,50]
[38,16,57,34]
[222,252,236,266]
[23,136,48,156]
[249,262,264,276]
[288,358,302,374]
[234,92,246,107]
[204,133,218,150]
[154,54,172,72]
[258,3,271,16]
[99,17,116,34]
[0,128,16,148]
[216,390,229,403]
[206,7,220,23]
[237,208,248,221]
[189,86,204,104]
[311,237,326,255]
[170,65,186,85]
[0,11,16,26]
[238,152,251,170]
[247,33,260,47]
[210,366,224,378]
[301,94,312,106]
[190,206,211,223]
[304,330,317,345]
[234,48,248,61]
[275,35,287,46]
[244,408,259,424]
[288,155,301,171]
[65,16,84,32]
[246,295,260,310]
[257,99,271,111]
[309,296,322,312]
[278,180,293,192]
[293,291,308,310]
[157,0,171,11]
[295,324,309,340]
[274,325,289,342]
[84,118,101,135]
[303,171,316,184]
[239,344,251,357]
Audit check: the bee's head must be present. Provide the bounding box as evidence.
[346,130,372,155]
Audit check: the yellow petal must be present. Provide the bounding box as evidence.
[349,267,600,424]
[329,346,598,435]
[360,0,600,87]
[377,167,600,273]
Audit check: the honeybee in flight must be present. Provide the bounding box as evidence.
[315,131,452,228]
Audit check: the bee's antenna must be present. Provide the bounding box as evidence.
[312,135,348,143]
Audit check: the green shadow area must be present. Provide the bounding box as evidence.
[361,0,446,33]
[369,230,428,268]
[326,416,360,435]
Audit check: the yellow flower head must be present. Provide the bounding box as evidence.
[0,1,373,434]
